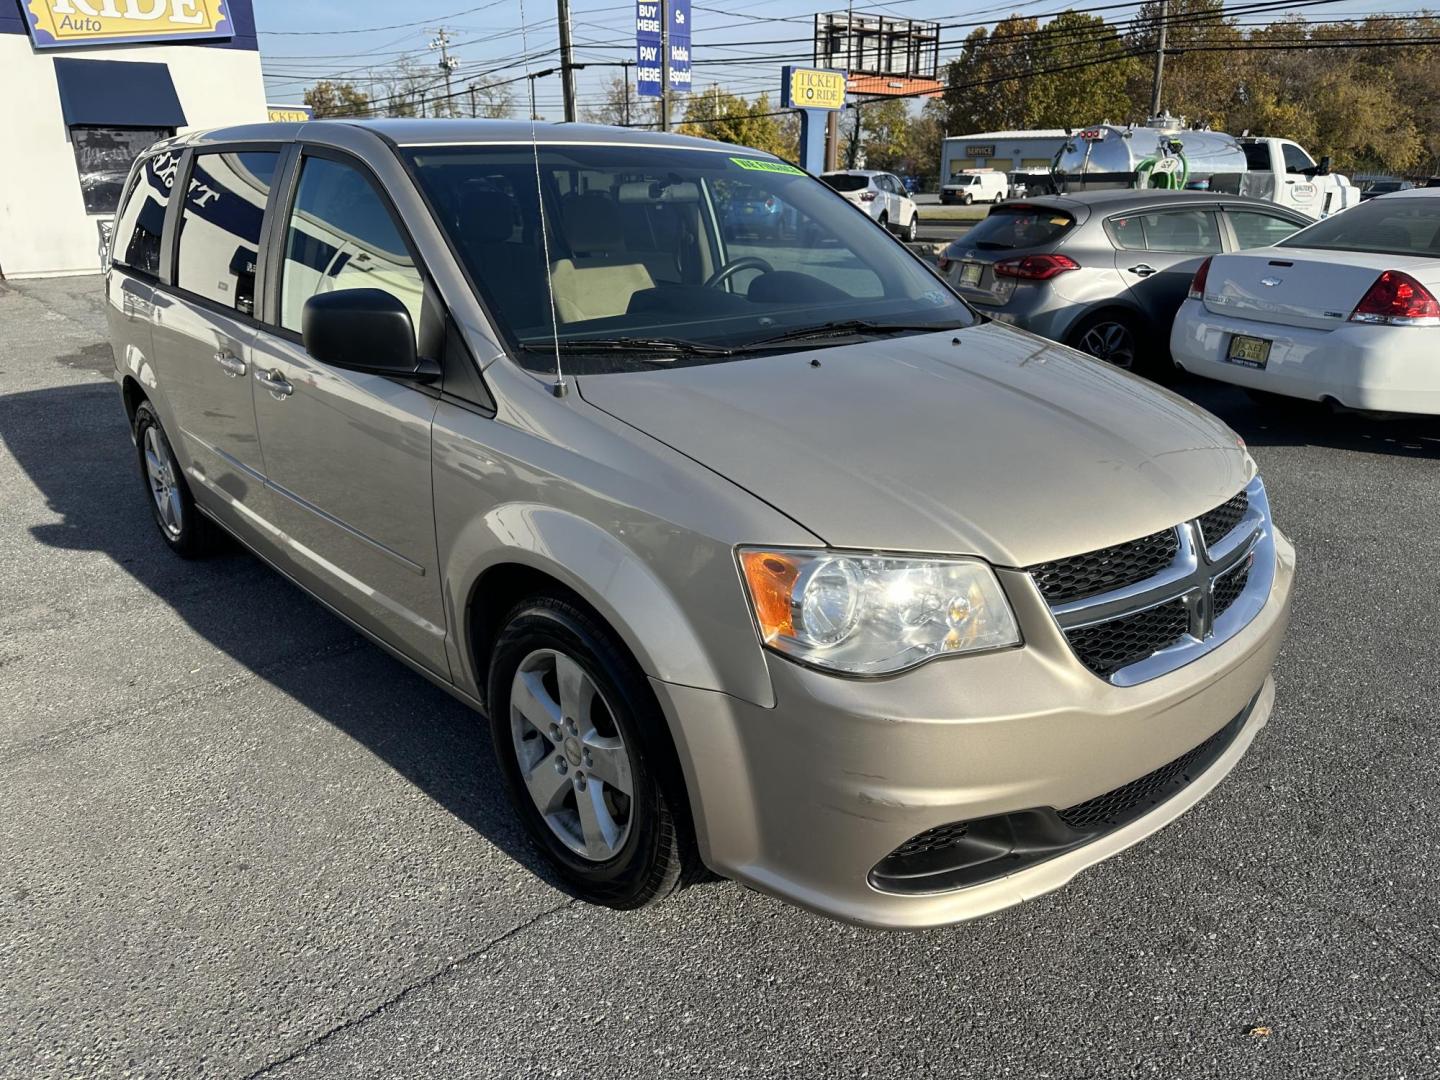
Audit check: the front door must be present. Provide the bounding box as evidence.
[149,149,283,524]
[250,151,449,676]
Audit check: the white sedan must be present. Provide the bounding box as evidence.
[1171,188,1440,414]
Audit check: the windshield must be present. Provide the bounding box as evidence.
[950,204,1075,252]
[1279,198,1440,258]
[406,145,970,371]
[949,176,977,186]
[820,174,870,193]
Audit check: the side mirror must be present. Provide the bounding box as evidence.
[1317,155,1332,176]
[302,288,439,382]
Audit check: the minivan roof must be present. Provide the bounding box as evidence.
[168,118,751,153]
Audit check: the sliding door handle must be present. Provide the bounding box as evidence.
[214,351,247,378]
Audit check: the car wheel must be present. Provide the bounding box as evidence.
[1068,313,1149,375]
[877,211,889,230]
[487,594,700,909]
[133,400,215,558]
[904,213,919,242]
[963,193,974,206]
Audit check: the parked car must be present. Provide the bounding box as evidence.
[899,174,923,195]
[819,169,921,241]
[1359,178,1416,201]
[1171,188,1440,413]
[937,191,1312,376]
[941,170,1008,205]
[106,120,1293,929]
[719,183,792,241]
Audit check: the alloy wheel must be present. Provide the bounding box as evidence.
[143,425,184,540]
[1077,321,1138,370]
[509,648,634,862]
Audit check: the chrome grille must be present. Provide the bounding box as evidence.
[1198,490,1249,549]
[1028,529,1179,605]
[1028,478,1272,684]
[1065,599,1190,678]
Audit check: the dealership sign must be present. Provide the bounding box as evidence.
[782,67,845,111]
[635,0,690,98]
[23,0,233,49]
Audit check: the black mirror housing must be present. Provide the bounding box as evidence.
[302,289,437,382]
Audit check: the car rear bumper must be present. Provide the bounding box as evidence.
[653,527,1295,929]
[1171,299,1440,414]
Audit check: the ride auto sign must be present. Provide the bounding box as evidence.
[636,0,691,98]
[23,0,232,48]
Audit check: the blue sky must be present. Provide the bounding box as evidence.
[255,0,1412,115]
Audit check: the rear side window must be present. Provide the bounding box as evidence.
[1105,215,1146,249]
[1137,209,1222,253]
[279,156,425,339]
[1227,210,1304,250]
[112,150,180,277]
[1279,198,1440,258]
[822,175,869,193]
[175,151,280,314]
[1242,144,1272,171]
[961,205,1075,251]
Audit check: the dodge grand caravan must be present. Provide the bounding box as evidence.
[104,120,1295,929]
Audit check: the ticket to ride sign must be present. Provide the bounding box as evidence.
[24,0,232,49]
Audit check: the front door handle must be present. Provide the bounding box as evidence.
[214,350,247,378]
[1127,263,1158,277]
[255,368,293,399]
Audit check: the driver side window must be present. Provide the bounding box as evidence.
[279,156,425,340]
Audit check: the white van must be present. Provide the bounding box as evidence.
[941,171,1008,205]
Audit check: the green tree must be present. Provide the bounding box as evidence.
[303,80,371,119]
[582,74,660,129]
[1125,0,1243,126]
[679,88,790,158]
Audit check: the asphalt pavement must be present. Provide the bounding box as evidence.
[3,275,1440,1079]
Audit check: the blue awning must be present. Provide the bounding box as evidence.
[53,58,187,128]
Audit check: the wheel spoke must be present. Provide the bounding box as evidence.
[144,448,164,483]
[523,755,571,815]
[166,487,183,531]
[582,733,633,797]
[574,779,621,858]
[512,668,561,736]
[554,653,595,731]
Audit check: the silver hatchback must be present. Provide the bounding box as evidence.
[104,121,1293,928]
[939,190,1311,376]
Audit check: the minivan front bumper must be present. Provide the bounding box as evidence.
[653,526,1294,929]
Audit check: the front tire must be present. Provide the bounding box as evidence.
[133,400,215,558]
[962,192,974,206]
[487,595,699,909]
[903,213,919,242]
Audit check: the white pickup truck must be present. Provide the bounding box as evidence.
[1050,124,1358,218]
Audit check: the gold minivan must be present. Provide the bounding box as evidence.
[105,119,1294,928]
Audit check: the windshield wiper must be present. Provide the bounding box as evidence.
[741,319,963,348]
[519,336,735,358]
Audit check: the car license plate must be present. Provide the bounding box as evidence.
[960,262,984,287]
[1227,334,1271,369]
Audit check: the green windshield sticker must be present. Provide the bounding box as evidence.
[730,157,805,176]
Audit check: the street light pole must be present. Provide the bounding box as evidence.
[557,0,578,122]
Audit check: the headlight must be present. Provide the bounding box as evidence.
[738,548,1021,676]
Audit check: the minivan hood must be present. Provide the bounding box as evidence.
[576,324,1251,567]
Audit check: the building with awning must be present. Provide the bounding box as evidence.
[0,0,265,278]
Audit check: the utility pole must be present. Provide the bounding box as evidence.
[467,83,477,118]
[1149,0,1167,120]
[529,74,539,121]
[621,60,632,126]
[848,100,863,169]
[430,27,459,118]
[557,0,578,122]
[660,0,671,131]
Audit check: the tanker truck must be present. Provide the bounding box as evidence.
[1042,118,1357,218]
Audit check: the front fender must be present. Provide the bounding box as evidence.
[444,502,776,705]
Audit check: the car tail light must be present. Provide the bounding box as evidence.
[993,254,1079,281]
[1348,270,1440,325]
[860,191,877,202]
[1187,256,1212,300]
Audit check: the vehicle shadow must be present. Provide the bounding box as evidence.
[0,380,570,893]
[1171,374,1440,459]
